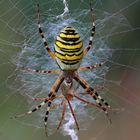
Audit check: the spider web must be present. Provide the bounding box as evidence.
[0,0,140,140]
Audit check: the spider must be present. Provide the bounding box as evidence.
[15,1,116,136]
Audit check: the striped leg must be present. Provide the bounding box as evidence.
[32,97,49,101]
[83,1,95,56]
[14,75,64,123]
[37,4,56,61]
[79,62,104,71]
[44,100,52,136]
[74,75,111,123]
[33,95,63,102]
[22,67,62,74]
[44,75,65,136]
[14,98,50,119]
[74,75,110,108]
[13,92,58,119]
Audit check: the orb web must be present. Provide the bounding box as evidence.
[0,0,140,140]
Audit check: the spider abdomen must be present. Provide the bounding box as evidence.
[54,26,83,70]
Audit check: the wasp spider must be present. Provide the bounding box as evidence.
[15,2,116,136]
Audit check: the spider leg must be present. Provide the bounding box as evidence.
[79,62,105,71]
[74,94,104,110]
[32,97,49,101]
[83,1,95,56]
[13,98,50,119]
[57,99,66,130]
[13,92,58,119]
[67,99,79,131]
[22,67,62,74]
[74,94,117,116]
[33,95,63,101]
[13,75,64,120]
[82,88,111,108]
[74,75,110,108]
[37,4,56,61]
[74,75,112,123]
[44,75,65,136]
[44,100,52,136]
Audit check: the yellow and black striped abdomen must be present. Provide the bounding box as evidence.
[54,26,83,70]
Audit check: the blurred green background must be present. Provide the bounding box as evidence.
[0,0,140,140]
